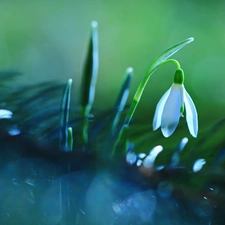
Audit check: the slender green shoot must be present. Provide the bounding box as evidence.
[60,79,73,151]
[67,127,73,151]
[111,67,133,134]
[80,21,99,144]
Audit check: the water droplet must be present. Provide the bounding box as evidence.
[8,127,21,136]
[138,153,146,159]
[126,151,137,165]
[193,159,206,172]
[136,159,142,167]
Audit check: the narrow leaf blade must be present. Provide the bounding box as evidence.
[150,37,194,73]
[60,79,72,151]
[112,67,133,133]
[80,21,99,116]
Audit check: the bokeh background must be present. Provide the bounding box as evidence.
[0,0,225,139]
[0,1,225,224]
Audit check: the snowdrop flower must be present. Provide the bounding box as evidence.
[153,69,198,138]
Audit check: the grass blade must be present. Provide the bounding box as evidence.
[80,21,99,145]
[60,79,73,151]
[80,21,99,116]
[67,127,73,151]
[112,67,133,134]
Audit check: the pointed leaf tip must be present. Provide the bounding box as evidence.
[188,37,194,42]
[91,21,98,28]
[126,67,133,74]
[68,79,73,84]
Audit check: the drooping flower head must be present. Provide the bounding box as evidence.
[153,68,198,138]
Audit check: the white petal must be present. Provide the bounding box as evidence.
[184,89,198,137]
[152,88,171,131]
[161,84,183,137]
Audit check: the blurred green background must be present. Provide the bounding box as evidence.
[0,0,225,139]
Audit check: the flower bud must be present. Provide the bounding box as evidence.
[174,69,184,84]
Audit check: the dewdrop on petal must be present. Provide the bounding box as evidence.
[153,69,198,138]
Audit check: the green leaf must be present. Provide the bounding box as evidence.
[150,37,194,72]
[80,21,99,116]
[60,79,73,151]
[79,21,99,145]
[112,67,133,133]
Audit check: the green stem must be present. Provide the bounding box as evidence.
[124,59,180,126]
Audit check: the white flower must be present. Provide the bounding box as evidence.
[153,83,198,138]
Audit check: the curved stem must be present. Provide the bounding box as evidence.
[162,59,180,69]
[124,59,180,126]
